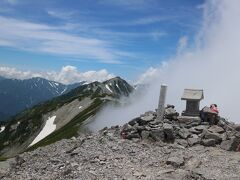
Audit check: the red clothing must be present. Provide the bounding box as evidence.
[210,106,219,114]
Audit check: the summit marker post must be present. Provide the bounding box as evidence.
[157,84,167,121]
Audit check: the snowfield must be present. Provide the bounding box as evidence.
[105,84,113,93]
[0,126,5,133]
[29,116,56,147]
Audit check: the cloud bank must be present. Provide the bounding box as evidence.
[88,0,240,131]
[0,66,114,84]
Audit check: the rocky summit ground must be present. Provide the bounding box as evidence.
[1,107,240,180]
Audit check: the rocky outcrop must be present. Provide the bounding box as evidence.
[121,106,240,151]
[1,105,240,179]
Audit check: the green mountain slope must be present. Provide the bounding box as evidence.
[0,77,133,158]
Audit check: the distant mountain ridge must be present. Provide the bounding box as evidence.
[0,76,134,157]
[0,76,84,121]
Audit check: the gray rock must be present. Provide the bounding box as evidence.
[234,124,240,131]
[178,128,191,139]
[201,139,216,147]
[201,122,210,125]
[185,122,200,128]
[128,117,140,126]
[166,156,185,168]
[141,131,150,140]
[175,139,188,148]
[189,127,202,134]
[71,136,77,141]
[208,125,225,134]
[188,138,200,147]
[122,123,134,132]
[150,129,165,141]
[191,134,199,139]
[178,116,201,125]
[124,133,141,139]
[165,106,179,120]
[15,155,25,166]
[221,132,229,141]
[163,119,172,124]
[220,137,240,151]
[2,121,240,180]
[163,123,175,141]
[140,114,155,122]
[194,125,209,132]
[235,132,240,138]
[204,131,222,143]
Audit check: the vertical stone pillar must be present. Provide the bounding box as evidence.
[157,84,167,121]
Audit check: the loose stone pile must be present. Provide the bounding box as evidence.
[121,105,240,151]
[1,105,240,179]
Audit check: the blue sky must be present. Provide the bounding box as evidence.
[0,0,204,81]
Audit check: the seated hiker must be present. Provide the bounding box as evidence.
[210,104,219,114]
[200,104,219,125]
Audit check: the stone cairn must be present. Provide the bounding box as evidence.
[120,105,240,151]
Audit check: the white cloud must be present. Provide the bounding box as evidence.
[95,15,175,27]
[177,36,188,54]
[4,0,17,5]
[138,0,240,122]
[0,66,115,84]
[100,0,151,9]
[136,67,159,85]
[0,16,128,64]
[47,10,76,20]
[88,0,240,131]
[131,16,175,26]
[55,65,115,84]
[150,31,167,41]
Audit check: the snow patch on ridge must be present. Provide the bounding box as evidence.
[29,116,56,147]
[48,82,54,88]
[0,126,5,133]
[116,84,120,90]
[105,84,113,93]
[60,87,67,94]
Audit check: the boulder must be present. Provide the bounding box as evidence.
[194,125,209,132]
[204,131,222,144]
[122,123,134,132]
[128,117,140,126]
[185,122,200,128]
[201,122,210,125]
[201,139,216,147]
[140,114,155,121]
[124,133,141,140]
[150,129,165,142]
[166,156,185,168]
[163,123,175,141]
[188,137,201,147]
[175,139,188,148]
[234,124,240,132]
[141,131,150,140]
[165,106,179,120]
[178,116,201,125]
[220,137,240,151]
[219,132,227,141]
[208,125,225,134]
[189,127,202,135]
[178,128,191,139]
[191,134,199,139]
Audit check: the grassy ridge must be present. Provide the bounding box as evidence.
[27,98,104,151]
